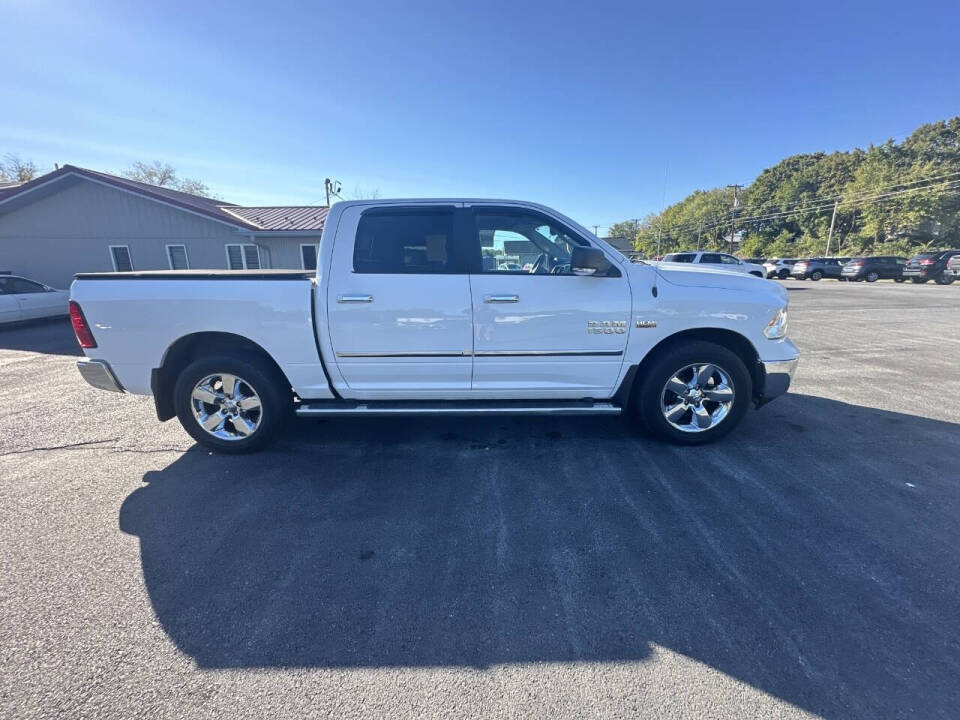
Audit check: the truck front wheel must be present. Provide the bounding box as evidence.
[173,354,290,453]
[634,341,752,445]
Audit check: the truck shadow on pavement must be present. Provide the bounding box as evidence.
[119,394,960,719]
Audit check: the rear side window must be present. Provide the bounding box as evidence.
[663,253,695,263]
[700,253,723,264]
[354,209,456,274]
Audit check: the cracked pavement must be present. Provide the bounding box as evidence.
[1,281,959,719]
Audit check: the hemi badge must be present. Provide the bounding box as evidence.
[635,320,657,328]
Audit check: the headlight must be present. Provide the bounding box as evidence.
[763,307,788,339]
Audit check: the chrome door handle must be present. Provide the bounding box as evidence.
[483,294,519,303]
[338,294,373,303]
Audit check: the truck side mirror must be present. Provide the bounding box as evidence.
[571,247,608,276]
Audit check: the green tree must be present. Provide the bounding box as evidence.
[609,115,960,258]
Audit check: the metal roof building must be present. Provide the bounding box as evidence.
[0,165,329,287]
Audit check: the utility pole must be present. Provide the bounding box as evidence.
[825,199,840,256]
[593,225,600,237]
[696,221,703,250]
[727,184,743,254]
[324,178,342,207]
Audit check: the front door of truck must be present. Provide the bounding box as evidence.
[465,206,631,397]
[326,204,474,396]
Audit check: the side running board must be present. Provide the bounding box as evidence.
[295,399,622,417]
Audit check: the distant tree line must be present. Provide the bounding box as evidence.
[610,116,960,258]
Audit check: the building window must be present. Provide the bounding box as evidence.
[109,245,133,272]
[166,244,190,270]
[225,243,261,270]
[300,244,318,270]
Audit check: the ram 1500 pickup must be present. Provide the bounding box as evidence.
[70,199,799,452]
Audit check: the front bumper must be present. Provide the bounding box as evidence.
[77,359,125,393]
[755,356,798,407]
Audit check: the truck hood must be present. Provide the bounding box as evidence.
[648,262,787,301]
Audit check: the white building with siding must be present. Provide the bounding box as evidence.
[0,165,328,288]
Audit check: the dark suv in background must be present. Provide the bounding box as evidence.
[791,258,844,280]
[947,254,960,280]
[840,256,907,282]
[902,250,960,284]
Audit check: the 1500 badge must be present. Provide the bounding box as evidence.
[587,320,627,334]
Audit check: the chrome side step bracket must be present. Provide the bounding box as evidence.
[295,400,622,418]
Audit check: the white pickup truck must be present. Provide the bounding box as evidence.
[70,199,798,452]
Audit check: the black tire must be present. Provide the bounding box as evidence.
[810,270,823,281]
[777,269,790,279]
[865,271,879,283]
[894,278,905,283]
[633,341,752,445]
[749,271,763,278]
[935,272,955,285]
[910,277,927,284]
[173,353,291,453]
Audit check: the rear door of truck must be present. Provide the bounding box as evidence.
[326,204,474,394]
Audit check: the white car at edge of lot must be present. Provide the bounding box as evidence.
[661,252,766,278]
[0,274,70,325]
[763,258,799,280]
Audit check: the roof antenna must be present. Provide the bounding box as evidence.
[651,161,669,298]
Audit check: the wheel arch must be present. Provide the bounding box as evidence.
[151,332,292,422]
[616,327,761,407]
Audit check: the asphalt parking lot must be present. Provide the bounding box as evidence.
[1,280,959,719]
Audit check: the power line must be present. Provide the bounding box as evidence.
[630,168,960,238]
[649,182,960,247]
[652,176,960,237]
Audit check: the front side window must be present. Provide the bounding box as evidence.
[354,209,456,274]
[474,210,587,275]
[663,253,695,263]
[719,254,740,265]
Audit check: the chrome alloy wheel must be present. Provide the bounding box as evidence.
[190,373,263,441]
[660,363,735,433]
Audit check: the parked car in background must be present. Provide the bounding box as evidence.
[840,256,907,282]
[902,250,960,284]
[763,258,799,279]
[947,254,960,279]
[791,258,844,281]
[0,274,70,324]
[660,251,766,277]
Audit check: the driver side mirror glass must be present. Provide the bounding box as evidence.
[571,246,609,276]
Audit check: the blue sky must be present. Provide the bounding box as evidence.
[2,0,958,233]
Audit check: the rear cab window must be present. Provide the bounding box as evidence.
[353,208,459,274]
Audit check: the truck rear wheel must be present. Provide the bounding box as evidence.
[173,354,290,453]
[634,341,752,445]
